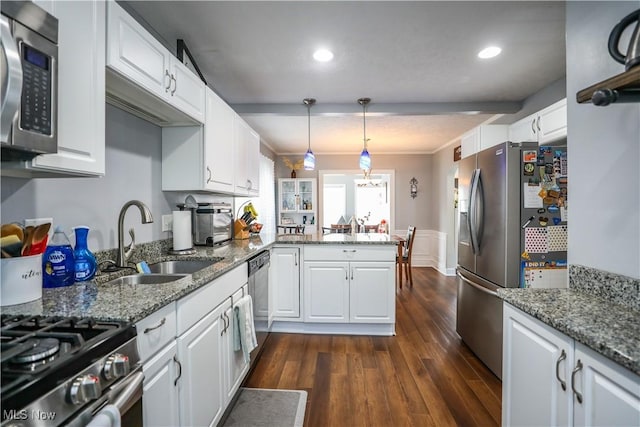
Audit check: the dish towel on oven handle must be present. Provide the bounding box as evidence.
[87,404,121,427]
[233,294,258,363]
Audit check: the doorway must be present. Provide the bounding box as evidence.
[319,170,395,231]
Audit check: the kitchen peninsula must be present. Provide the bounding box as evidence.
[2,233,398,330]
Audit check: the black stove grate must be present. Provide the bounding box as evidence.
[0,314,136,415]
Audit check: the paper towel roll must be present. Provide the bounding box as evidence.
[172,211,192,250]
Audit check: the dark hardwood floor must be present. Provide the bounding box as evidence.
[244,267,502,426]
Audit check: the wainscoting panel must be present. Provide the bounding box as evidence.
[393,229,455,276]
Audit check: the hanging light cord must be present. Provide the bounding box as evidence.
[307,102,311,151]
[359,97,371,150]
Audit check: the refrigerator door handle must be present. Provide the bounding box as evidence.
[456,271,499,297]
[469,168,481,254]
[475,169,485,250]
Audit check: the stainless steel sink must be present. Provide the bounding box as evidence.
[148,259,220,274]
[106,274,188,286]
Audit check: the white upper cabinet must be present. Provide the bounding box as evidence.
[234,117,260,196]
[460,124,508,158]
[3,0,106,177]
[161,88,261,196]
[204,88,236,193]
[106,1,204,125]
[509,98,567,145]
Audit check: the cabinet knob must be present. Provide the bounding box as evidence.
[165,70,171,92]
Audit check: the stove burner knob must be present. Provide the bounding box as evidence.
[69,374,102,405]
[103,353,130,380]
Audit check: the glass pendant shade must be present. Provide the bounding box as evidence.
[303,98,316,171]
[359,149,371,170]
[304,149,315,170]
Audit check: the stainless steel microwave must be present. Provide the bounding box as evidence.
[1,1,58,161]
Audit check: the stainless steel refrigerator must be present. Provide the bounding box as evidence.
[456,141,554,379]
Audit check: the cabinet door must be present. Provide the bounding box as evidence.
[247,125,260,196]
[537,98,567,145]
[30,0,105,176]
[205,88,235,193]
[349,262,395,323]
[279,179,298,213]
[177,303,225,427]
[508,115,537,143]
[224,302,250,405]
[304,262,349,322]
[142,342,180,427]
[106,2,170,97]
[502,303,573,427]
[271,247,300,319]
[573,342,640,427]
[298,179,315,213]
[233,118,250,195]
[169,59,205,123]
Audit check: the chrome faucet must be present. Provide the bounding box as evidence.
[116,200,154,268]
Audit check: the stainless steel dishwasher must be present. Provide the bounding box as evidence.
[247,250,271,364]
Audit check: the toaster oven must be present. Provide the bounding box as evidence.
[193,204,233,246]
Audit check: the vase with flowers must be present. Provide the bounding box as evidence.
[283,157,304,178]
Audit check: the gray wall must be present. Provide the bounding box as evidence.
[1,105,173,251]
[566,1,640,279]
[431,144,459,270]
[275,153,432,231]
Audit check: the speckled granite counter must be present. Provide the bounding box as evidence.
[2,232,398,323]
[1,235,277,323]
[274,232,397,245]
[498,265,640,376]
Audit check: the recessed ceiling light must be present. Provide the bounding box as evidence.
[313,49,334,62]
[478,46,502,59]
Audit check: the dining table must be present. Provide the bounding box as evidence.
[391,234,407,288]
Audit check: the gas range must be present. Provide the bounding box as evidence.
[1,315,141,427]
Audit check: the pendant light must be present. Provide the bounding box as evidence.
[303,98,316,170]
[358,97,371,172]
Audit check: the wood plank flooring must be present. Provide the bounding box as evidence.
[244,267,502,426]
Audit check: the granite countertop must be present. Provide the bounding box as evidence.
[274,231,398,245]
[498,284,640,376]
[2,235,277,323]
[2,232,398,324]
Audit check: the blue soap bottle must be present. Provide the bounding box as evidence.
[43,226,75,288]
[73,226,97,282]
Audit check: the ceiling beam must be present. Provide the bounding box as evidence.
[230,101,523,117]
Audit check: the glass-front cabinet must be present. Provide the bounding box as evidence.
[278,178,317,233]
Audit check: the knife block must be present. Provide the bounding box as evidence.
[234,219,250,240]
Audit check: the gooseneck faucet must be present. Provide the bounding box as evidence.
[116,200,154,268]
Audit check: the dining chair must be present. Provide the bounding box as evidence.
[277,225,305,234]
[397,226,416,287]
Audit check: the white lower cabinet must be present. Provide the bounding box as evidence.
[271,246,301,319]
[224,287,251,404]
[349,262,396,323]
[503,303,640,427]
[574,342,640,426]
[303,261,395,323]
[139,264,250,427]
[177,303,226,427]
[304,262,350,322]
[142,341,180,427]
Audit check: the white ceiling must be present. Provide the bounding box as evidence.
[124,1,566,155]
